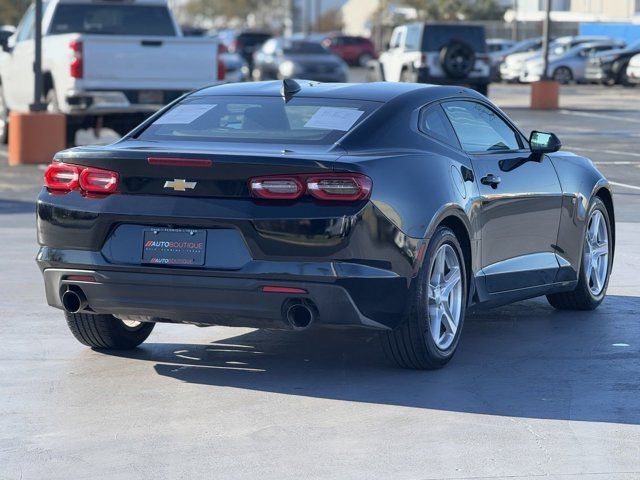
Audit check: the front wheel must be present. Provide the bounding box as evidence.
[65,312,155,349]
[547,197,612,310]
[0,84,9,144]
[553,66,573,84]
[381,226,467,369]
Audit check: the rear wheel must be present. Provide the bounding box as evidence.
[553,66,573,84]
[547,197,612,310]
[381,226,467,369]
[474,83,489,96]
[65,312,155,349]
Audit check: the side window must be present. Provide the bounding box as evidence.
[16,6,36,43]
[404,25,421,51]
[419,104,460,149]
[389,28,401,49]
[441,101,521,153]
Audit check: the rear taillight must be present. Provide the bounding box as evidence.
[44,163,80,192]
[249,177,304,199]
[248,173,371,202]
[217,57,226,80]
[69,40,83,79]
[80,167,119,193]
[217,43,228,54]
[44,162,118,195]
[307,174,372,201]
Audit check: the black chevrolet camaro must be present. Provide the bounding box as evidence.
[37,80,615,369]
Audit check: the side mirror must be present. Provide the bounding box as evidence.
[529,130,561,154]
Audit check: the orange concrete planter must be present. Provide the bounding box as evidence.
[8,111,66,166]
[530,80,560,110]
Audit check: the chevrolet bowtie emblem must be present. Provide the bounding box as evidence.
[164,179,197,191]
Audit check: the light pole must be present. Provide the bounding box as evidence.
[30,0,45,112]
[541,0,552,80]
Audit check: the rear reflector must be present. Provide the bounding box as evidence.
[79,167,119,193]
[262,286,308,294]
[250,177,304,199]
[44,163,80,192]
[148,157,213,167]
[65,275,96,283]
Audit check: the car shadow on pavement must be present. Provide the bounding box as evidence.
[106,295,640,425]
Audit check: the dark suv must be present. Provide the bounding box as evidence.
[586,39,640,86]
[374,23,491,95]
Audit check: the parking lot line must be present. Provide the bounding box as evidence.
[569,147,640,158]
[559,109,640,124]
[610,181,640,191]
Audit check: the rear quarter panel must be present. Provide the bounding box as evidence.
[548,151,614,277]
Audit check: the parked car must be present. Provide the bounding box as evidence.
[494,37,546,81]
[586,40,640,86]
[520,40,625,84]
[626,52,640,85]
[486,38,516,80]
[37,80,615,369]
[322,34,377,66]
[500,35,611,83]
[0,0,222,145]
[252,37,348,82]
[216,42,249,83]
[219,29,272,71]
[374,23,491,95]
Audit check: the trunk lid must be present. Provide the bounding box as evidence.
[59,142,343,198]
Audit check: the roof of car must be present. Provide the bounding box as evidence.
[193,80,464,103]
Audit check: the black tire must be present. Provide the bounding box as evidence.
[547,197,612,311]
[0,84,9,144]
[381,226,467,369]
[440,41,475,79]
[400,68,414,83]
[553,66,573,84]
[45,89,77,146]
[65,312,155,349]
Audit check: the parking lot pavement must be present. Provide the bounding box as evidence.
[1,83,640,479]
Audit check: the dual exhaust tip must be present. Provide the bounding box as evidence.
[62,286,317,331]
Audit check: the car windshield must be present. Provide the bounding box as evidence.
[137,95,381,145]
[49,4,176,36]
[422,25,486,53]
[282,40,327,54]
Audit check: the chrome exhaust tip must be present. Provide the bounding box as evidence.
[61,288,88,314]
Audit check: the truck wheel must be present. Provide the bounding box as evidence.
[381,226,467,369]
[65,312,155,349]
[0,85,9,144]
[474,84,489,96]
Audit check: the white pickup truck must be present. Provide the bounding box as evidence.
[0,0,222,144]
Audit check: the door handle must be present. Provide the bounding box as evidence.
[481,174,501,188]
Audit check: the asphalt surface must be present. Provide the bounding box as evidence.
[1,80,639,479]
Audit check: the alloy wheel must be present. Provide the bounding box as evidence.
[584,209,609,296]
[427,244,463,350]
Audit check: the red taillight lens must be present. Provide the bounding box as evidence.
[248,173,372,202]
[44,163,80,192]
[249,177,304,199]
[217,43,228,54]
[306,174,372,201]
[217,58,226,80]
[44,162,118,195]
[69,39,83,79]
[79,167,119,193]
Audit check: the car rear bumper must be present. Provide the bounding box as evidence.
[415,67,488,86]
[64,89,187,115]
[36,189,421,330]
[40,266,399,330]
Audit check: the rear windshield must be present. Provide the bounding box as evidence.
[422,25,486,53]
[49,4,176,36]
[282,40,327,54]
[137,95,380,145]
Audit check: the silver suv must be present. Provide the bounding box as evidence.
[374,23,491,95]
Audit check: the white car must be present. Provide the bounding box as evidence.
[0,0,222,144]
[626,53,640,85]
